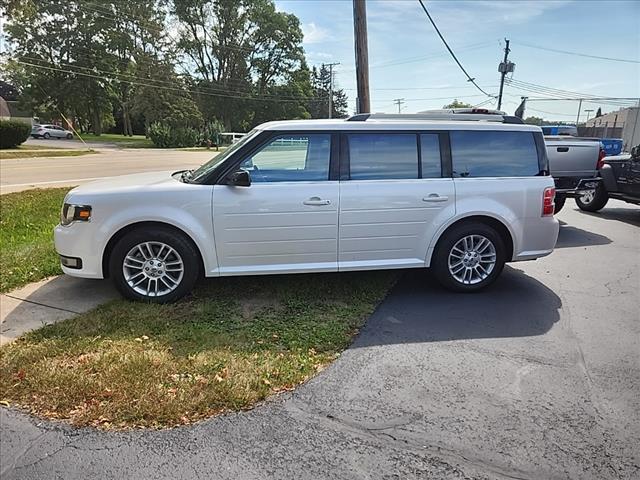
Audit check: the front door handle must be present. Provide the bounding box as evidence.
[423,194,449,203]
[303,197,331,206]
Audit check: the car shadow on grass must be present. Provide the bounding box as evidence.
[351,266,562,348]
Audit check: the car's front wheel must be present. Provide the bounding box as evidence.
[432,222,506,292]
[109,226,200,303]
[66,133,73,139]
[575,186,609,212]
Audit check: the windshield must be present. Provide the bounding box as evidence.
[190,130,259,183]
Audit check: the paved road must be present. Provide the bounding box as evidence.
[1,202,639,479]
[0,149,216,194]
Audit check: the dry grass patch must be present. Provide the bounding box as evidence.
[0,272,395,429]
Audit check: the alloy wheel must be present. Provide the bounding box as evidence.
[448,234,497,285]
[122,241,184,297]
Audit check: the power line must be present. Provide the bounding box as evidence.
[417,0,493,98]
[504,79,638,107]
[18,55,321,101]
[393,98,405,113]
[14,60,327,103]
[512,41,640,64]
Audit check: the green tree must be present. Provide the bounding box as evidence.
[4,0,117,134]
[524,116,544,126]
[442,99,473,109]
[172,0,310,130]
[307,65,348,119]
[131,56,203,133]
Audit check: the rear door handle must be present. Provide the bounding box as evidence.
[303,197,331,206]
[423,194,449,203]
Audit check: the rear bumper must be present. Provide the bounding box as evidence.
[554,177,601,196]
[512,216,559,262]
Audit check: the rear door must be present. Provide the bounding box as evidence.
[212,132,339,275]
[338,132,455,270]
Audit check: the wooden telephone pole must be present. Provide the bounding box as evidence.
[353,0,370,114]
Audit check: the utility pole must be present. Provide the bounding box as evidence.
[353,0,370,114]
[393,98,405,114]
[584,109,594,122]
[323,62,340,118]
[497,39,514,111]
[576,98,583,126]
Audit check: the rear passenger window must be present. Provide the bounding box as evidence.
[348,133,418,180]
[420,134,441,178]
[450,131,540,177]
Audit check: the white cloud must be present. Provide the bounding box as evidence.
[302,22,329,44]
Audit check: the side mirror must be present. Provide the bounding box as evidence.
[227,169,251,187]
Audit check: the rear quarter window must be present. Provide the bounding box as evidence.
[450,130,541,178]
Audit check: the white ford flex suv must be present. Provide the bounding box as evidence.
[54,111,559,302]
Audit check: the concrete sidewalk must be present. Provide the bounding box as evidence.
[0,276,117,345]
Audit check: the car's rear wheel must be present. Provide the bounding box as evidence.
[109,227,200,303]
[43,132,50,139]
[432,222,506,292]
[575,186,608,212]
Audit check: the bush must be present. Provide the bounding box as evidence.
[0,120,31,149]
[148,122,199,148]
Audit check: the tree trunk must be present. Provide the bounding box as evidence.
[92,107,102,136]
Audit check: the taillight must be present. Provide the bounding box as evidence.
[542,187,555,217]
[597,148,606,170]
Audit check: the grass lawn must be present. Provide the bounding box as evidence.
[0,272,394,429]
[76,133,153,148]
[0,188,68,292]
[0,149,96,160]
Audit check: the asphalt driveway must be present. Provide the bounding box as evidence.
[1,201,638,479]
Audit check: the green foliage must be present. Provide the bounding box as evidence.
[307,65,348,119]
[524,116,544,126]
[200,120,225,146]
[0,120,31,149]
[148,122,199,148]
[442,99,474,109]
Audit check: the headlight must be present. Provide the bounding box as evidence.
[60,203,92,226]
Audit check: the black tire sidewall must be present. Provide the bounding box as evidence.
[43,132,50,139]
[432,222,506,292]
[575,186,608,212]
[66,133,73,139]
[109,227,200,303]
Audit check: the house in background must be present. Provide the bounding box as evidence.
[0,80,32,125]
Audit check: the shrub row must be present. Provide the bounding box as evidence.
[148,121,224,148]
[0,120,31,149]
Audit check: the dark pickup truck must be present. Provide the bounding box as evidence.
[575,145,640,211]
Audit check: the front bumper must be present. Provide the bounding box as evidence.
[54,224,105,279]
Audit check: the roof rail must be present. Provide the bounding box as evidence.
[346,112,523,124]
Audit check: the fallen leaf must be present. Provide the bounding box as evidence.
[141,335,149,340]
[262,378,271,386]
[0,400,10,407]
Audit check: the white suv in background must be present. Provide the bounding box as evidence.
[54,110,559,302]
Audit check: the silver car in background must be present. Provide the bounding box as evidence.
[31,124,74,139]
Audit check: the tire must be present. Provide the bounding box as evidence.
[109,226,200,303]
[66,133,73,139]
[554,194,566,214]
[575,185,609,212]
[43,132,50,139]
[432,222,507,292]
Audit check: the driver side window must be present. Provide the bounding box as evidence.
[240,134,331,182]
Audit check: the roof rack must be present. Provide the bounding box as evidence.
[346,110,524,124]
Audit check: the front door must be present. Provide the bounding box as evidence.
[213,133,339,275]
[338,132,455,270]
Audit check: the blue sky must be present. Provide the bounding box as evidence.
[276,0,640,121]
